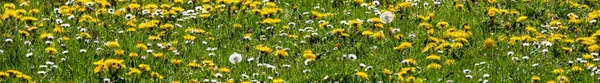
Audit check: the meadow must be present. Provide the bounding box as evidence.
[1,0,600,83]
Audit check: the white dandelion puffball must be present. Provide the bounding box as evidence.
[229,52,243,64]
[380,12,394,24]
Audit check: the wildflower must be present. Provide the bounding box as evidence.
[15,74,32,81]
[229,52,242,64]
[347,54,357,60]
[303,50,317,61]
[331,28,345,34]
[450,43,464,49]
[39,33,54,39]
[397,2,411,9]
[233,23,242,29]
[383,69,392,76]
[394,42,412,51]
[138,64,151,71]
[571,66,583,72]
[552,69,564,74]
[275,49,288,57]
[174,0,184,4]
[151,72,164,79]
[436,21,449,28]
[170,59,182,65]
[187,62,202,68]
[487,7,498,17]
[516,16,527,23]
[588,45,600,52]
[183,34,197,40]
[127,68,141,75]
[93,59,126,73]
[348,20,363,27]
[531,75,541,81]
[499,9,509,15]
[319,21,330,28]
[426,54,441,61]
[106,41,120,48]
[255,44,273,54]
[0,72,9,77]
[150,52,164,57]
[380,12,394,24]
[402,58,417,65]
[129,52,139,57]
[356,71,368,79]
[136,43,148,50]
[148,35,161,40]
[556,75,569,83]
[583,54,594,60]
[455,4,464,10]
[484,38,495,48]
[261,18,281,24]
[272,78,284,83]
[45,47,58,54]
[426,63,442,69]
[219,68,231,73]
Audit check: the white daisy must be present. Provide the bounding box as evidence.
[348,54,357,60]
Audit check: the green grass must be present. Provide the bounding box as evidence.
[1,0,600,83]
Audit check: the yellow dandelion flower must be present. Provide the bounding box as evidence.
[450,43,463,49]
[531,75,541,81]
[446,59,455,65]
[219,68,231,73]
[170,59,182,65]
[583,54,594,60]
[45,47,58,54]
[455,4,464,10]
[487,0,496,4]
[275,49,288,57]
[371,31,385,39]
[114,49,125,55]
[552,69,564,74]
[187,62,202,68]
[255,44,273,54]
[0,72,9,77]
[516,16,527,23]
[484,38,495,48]
[128,52,139,57]
[127,68,141,75]
[136,43,148,50]
[183,34,197,41]
[233,23,242,29]
[106,41,120,48]
[151,72,164,79]
[303,50,317,61]
[138,64,151,71]
[394,42,412,51]
[403,58,417,65]
[356,71,368,79]
[587,44,600,52]
[426,54,441,61]
[436,21,449,28]
[152,52,163,58]
[331,28,345,34]
[555,75,569,83]
[272,78,284,83]
[174,0,184,4]
[39,32,53,39]
[571,66,584,72]
[383,69,392,76]
[426,63,442,69]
